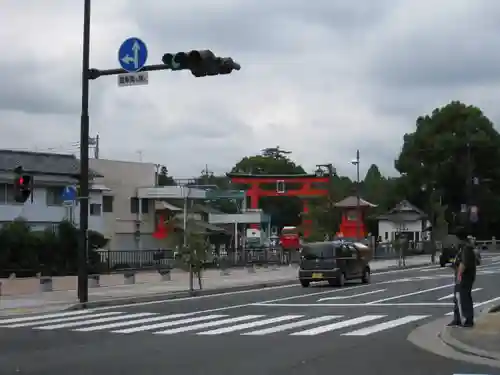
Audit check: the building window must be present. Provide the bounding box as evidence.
[130,197,139,213]
[46,187,64,206]
[0,184,5,204]
[385,232,388,240]
[130,197,149,214]
[103,196,113,213]
[141,198,149,214]
[90,203,101,216]
[6,184,20,204]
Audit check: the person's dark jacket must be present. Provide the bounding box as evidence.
[454,244,477,285]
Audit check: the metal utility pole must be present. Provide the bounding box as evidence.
[78,0,91,304]
[76,1,240,303]
[353,150,361,240]
[465,140,473,236]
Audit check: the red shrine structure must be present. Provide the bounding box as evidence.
[334,196,377,239]
[227,173,330,237]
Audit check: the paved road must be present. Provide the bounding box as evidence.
[2,255,500,375]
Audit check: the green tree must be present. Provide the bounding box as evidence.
[184,227,209,290]
[157,166,176,186]
[0,219,106,276]
[395,101,500,237]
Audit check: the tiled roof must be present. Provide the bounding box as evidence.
[0,150,101,177]
[334,196,377,208]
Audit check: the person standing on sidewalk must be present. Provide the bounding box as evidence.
[449,235,477,328]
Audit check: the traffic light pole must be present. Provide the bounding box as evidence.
[79,0,240,305]
[78,0,91,304]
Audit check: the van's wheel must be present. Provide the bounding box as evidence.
[335,273,345,287]
[300,280,310,287]
[361,268,370,284]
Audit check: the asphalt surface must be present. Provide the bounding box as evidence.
[2,255,500,375]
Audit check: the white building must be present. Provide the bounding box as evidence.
[0,150,106,232]
[89,158,159,250]
[377,200,430,242]
[89,159,212,250]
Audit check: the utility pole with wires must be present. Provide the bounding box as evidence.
[74,135,100,158]
[88,134,99,159]
[201,164,214,186]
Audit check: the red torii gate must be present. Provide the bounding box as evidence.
[227,173,330,237]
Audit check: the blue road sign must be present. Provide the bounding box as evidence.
[61,185,77,202]
[118,37,148,72]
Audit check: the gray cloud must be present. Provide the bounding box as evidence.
[2,0,500,180]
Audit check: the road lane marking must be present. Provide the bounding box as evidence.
[74,313,191,332]
[366,284,453,304]
[318,289,387,302]
[291,315,384,336]
[81,264,438,312]
[4,312,123,328]
[155,315,263,334]
[0,310,100,325]
[445,296,500,316]
[437,288,482,301]
[197,315,303,335]
[35,313,156,330]
[342,315,429,336]
[112,315,228,333]
[251,302,453,307]
[242,316,340,335]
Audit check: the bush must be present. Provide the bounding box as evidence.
[0,219,108,277]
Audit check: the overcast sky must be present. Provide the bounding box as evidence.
[2,0,500,179]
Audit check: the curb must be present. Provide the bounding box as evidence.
[66,279,299,310]
[439,304,500,361]
[67,261,432,310]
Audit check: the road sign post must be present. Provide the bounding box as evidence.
[62,185,77,225]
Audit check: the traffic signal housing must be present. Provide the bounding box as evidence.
[13,166,32,203]
[161,50,240,77]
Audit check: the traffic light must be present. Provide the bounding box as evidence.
[161,50,240,77]
[13,166,32,203]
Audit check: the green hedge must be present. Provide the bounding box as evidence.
[0,219,108,277]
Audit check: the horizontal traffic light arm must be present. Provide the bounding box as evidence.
[88,51,240,80]
[87,64,170,80]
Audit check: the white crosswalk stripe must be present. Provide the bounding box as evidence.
[112,314,228,334]
[341,315,429,336]
[75,313,191,332]
[4,312,123,328]
[197,315,304,335]
[155,315,264,335]
[290,315,384,336]
[242,315,341,335]
[0,311,432,337]
[35,313,156,330]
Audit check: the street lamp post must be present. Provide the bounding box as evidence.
[351,150,361,240]
[78,0,92,304]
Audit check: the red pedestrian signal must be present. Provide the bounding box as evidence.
[13,167,32,203]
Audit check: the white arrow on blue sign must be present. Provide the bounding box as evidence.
[118,37,148,73]
[61,185,77,202]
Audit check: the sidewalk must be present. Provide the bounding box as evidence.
[441,306,500,362]
[0,255,431,315]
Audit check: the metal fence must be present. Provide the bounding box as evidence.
[96,247,301,273]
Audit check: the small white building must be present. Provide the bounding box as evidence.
[0,150,106,232]
[377,200,430,243]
